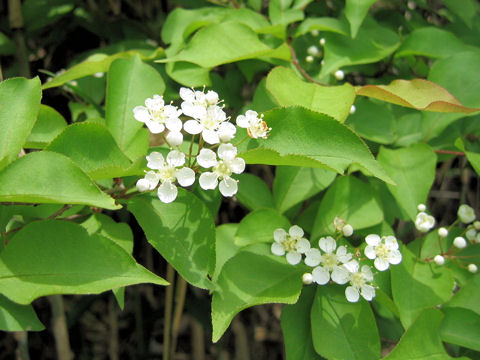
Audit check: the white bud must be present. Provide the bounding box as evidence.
[94,72,105,78]
[468,264,478,273]
[305,55,314,63]
[320,59,325,66]
[473,221,480,230]
[434,255,445,266]
[342,224,354,237]
[438,227,448,238]
[334,70,344,81]
[310,29,319,36]
[417,203,426,212]
[407,1,416,10]
[319,38,326,46]
[458,204,476,224]
[453,236,467,249]
[466,228,477,241]
[349,105,356,114]
[136,178,151,192]
[307,45,319,56]
[302,273,313,285]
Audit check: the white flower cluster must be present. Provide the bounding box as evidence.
[415,203,435,233]
[271,220,403,303]
[133,88,270,203]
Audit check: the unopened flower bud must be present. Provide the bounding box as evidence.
[320,59,325,66]
[311,29,319,36]
[319,38,326,46]
[307,45,320,56]
[474,221,480,230]
[349,105,356,114]
[334,70,344,81]
[438,227,448,238]
[342,224,354,237]
[305,55,314,63]
[466,228,477,241]
[434,255,445,266]
[453,236,467,249]
[458,204,476,224]
[468,264,478,273]
[302,273,313,284]
[417,203,426,212]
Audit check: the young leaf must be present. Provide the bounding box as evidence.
[311,285,381,360]
[377,144,436,220]
[105,55,165,159]
[46,122,133,179]
[384,308,466,360]
[211,243,306,342]
[25,105,67,149]
[345,0,378,38]
[0,151,120,210]
[391,243,455,329]
[266,67,356,122]
[356,79,480,114]
[0,77,42,170]
[0,220,167,305]
[213,224,240,282]
[311,176,383,239]
[273,166,336,214]
[0,295,44,331]
[440,307,480,351]
[127,191,215,290]
[234,208,291,247]
[235,173,274,211]
[236,107,392,184]
[281,286,321,360]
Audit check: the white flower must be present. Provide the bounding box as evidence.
[468,264,478,273]
[197,144,245,197]
[342,224,354,237]
[271,225,311,265]
[434,255,445,265]
[458,204,476,224]
[236,110,271,139]
[334,70,344,80]
[343,260,375,302]
[438,227,449,238]
[306,236,352,285]
[415,212,435,232]
[364,234,402,271]
[307,45,319,56]
[302,273,313,285]
[333,216,346,232]
[133,95,182,134]
[453,236,467,249]
[141,150,195,203]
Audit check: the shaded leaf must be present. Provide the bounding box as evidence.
[295,17,349,37]
[345,0,378,38]
[440,307,480,351]
[25,105,67,149]
[0,295,44,331]
[235,173,274,211]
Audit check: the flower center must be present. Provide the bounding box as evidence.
[159,166,176,182]
[214,161,232,179]
[322,253,338,269]
[200,114,220,130]
[375,243,389,259]
[151,108,167,124]
[350,272,365,288]
[283,237,297,252]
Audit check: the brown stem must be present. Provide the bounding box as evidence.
[191,317,205,360]
[163,264,175,360]
[8,0,30,78]
[434,150,465,156]
[169,275,188,360]
[286,42,323,85]
[48,295,73,360]
[14,332,30,360]
[108,296,119,360]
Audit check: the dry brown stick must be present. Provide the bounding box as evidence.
[191,316,205,360]
[169,275,188,360]
[108,295,119,360]
[163,264,175,360]
[8,0,30,78]
[14,332,30,360]
[48,295,73,360]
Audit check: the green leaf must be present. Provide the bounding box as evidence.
[160,22,284,68]
[211,243,305,342]
[0,295,44,331]
[25,105,67,149]
[165,61,211,87]
[440,307,480,351]
[455,138,480,176]
[384,308,463,360]
[447,275,480,316]
[0,151,120,210]
[281,286,321,360]
[0,220,167,304]
[269,0,304,26]
[0,32,15,55]
[0,77,42,170]
[320,18,399,77]
[273,166,336,214]
[234,208,290,247]
[311,176,383,239]
[295,17,349,37]
[356,78,480,114]
[266,67,356,122]
[345,0,378,38]
[213,224,240,282]
[235,173,275,211]
[42,49,164,90]
[442,0,478,28]
[45,122,133,179]
[396,27,476,59]
[391,243,455,329]
[377,144,436,220]
[105,55,165,159]
[236,107,392,184]
[127,191,215,290]
[311,285,380,360]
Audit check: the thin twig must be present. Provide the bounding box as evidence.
[434,150,465,156]
[163,264,175,360]
[48,295,73,360]
[169,275,188,360]
[286,42,322,85]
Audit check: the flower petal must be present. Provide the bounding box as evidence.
[146,152,165,170]
[166,150,185,168]
[133,106,150,123]
[384,236,398,250]
[296,238,311,254]
[374,257,390,271]
[271,242,285,256]
[236,114,249,128]
[217,143,237,161]
[145,120,165,134]
[331,267,349,284]
[219,177,238,197]
[202,129,220,145]
[273,228,287,242]
[289,225,304,238]
[230,157,246,174]
[197,149,217,168]
[345,286,360,302]
[184,119,203,135]
[343,260,359,273]
[305,248,321,267]
[364,245,377,260]
[157,181,178,203]
[218,122,236,143]
[166,131,183,147]
[361,265,374,281]
[388,250,402,265]
[179,87,195,102]
[286,252,302,265]
[319,236,336,253]
[136,178,151,192]
[365,234,381,246]
[165,117,183,132]
[312,266,330,285]
[199,172,218,190]
[176,167,195,187]
[361,285,375,301]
